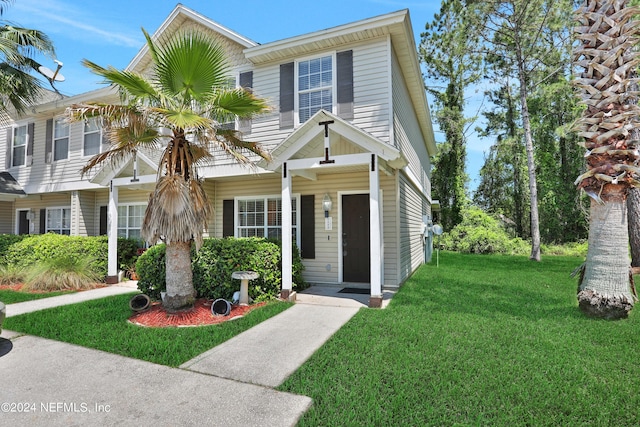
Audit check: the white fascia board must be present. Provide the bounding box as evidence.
[401,167,431,203]
[287,153,371,171]
[29,87,117,116]
[127,4,259,72]
[245,10,408,64]
[23,180,106,194]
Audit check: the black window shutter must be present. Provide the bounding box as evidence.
[300,195,315,259]
[26,123,34,166]
[5,128,11,169]
[336,50,354,120]
[222,199,234,237]
[279,62,295,129]
[99,206,108,235]
[239,71,253,135]
[39,209,46,234]
[45,119,53,164]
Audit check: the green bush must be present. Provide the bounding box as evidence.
[136,237,307,302]
[0,234,26,263]
[439,207,529,255]
[2,234,144,280]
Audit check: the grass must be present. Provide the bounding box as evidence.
[0,288,73,304]
[279,252,640,426]
[4,294,293,366]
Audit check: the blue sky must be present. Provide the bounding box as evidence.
[6,0,489,191]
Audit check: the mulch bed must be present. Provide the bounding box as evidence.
[128,299,266,328]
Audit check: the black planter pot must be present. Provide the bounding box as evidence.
[211,299,231,316]
[129,294,151,312]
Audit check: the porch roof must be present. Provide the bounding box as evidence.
[259,110,406,173]
[0,172,26,200]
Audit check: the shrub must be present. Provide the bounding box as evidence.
[0,234,26,263]
[22,256,102,291]
[439,207,529,255]
[2,234,143,280]
[136,237,307,302]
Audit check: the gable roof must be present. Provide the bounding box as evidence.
[259,109,406,172]
[126,4,259,74]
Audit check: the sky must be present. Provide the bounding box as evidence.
[6,0,490,191]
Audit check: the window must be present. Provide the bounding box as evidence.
[298,55,333,123]
[118,204,145,239]
[236,196,298,243]
[83,117,102,156]
[12,124,27,167]
[53,118,69,161]
[46,207,71,235]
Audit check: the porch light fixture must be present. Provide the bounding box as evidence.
[322,193,332,218]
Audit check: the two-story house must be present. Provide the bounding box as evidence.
[0,5,436,307]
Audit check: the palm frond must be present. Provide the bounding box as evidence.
[82,59,159,101]
[206,87,271,120]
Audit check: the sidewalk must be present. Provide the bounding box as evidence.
[0,284,371,426]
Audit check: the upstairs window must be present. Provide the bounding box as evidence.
[298,55,333,123]
[53,118,69,161]
[83,117,102,156]
[12,124,27,167]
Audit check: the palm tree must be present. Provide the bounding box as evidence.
[69,29,270,312]
[573,0,640,318]
[0,0,55,120]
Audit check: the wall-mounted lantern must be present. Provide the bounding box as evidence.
[322,193,332,218]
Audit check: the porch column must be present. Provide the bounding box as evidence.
[281,164,293,299]
[106,182,119,284]
[369,155,383,307]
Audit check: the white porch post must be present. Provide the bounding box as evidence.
[369,155,383,307]
[281,164,293,299]
[106,181,119,284]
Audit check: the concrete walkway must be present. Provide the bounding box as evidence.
[0,283,376,426]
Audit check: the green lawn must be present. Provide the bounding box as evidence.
[3,295,292,366]
[279,252,640,426]
[0,288,73,304]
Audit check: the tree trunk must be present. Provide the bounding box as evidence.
[628,187,640,267]
[163,240,195,312]
[517,66,541,261]
[578,185,633,319]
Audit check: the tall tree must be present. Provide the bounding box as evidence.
[419,0,481,231]
[0,0,55,120]
[472,0,573,260]
[69,29,270,312]
[474,82,529,237]
[573,0,640,318]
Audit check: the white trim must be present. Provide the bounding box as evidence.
[44,206,72,235]
[287,153,372,172]
[116,203,147,239]
[15,208,31,235]
[23,180,105,194]
[294,52,337,127]
[52,116,70,162]
[232,193,301,247]
[82,117,103,158]
[387,34,395,149]
[337,189,368,283]
[281,172,293,294]
[108,184,118,278]
[401,167,432,203]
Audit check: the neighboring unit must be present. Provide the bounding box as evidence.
[0,5,436,306]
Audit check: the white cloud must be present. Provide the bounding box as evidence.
[11,0,142,48]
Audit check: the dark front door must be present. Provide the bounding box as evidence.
[342,194,370,283]
[18,210,29,235]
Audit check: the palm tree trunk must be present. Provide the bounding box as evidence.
[628,187,640,267]
[163,241,195,312]
[578,185,633,319]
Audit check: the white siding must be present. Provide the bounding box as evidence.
[391,48,432,198]
[399,173,426,282]
[0,201,14,234]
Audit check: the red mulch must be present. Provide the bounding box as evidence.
[128,299,266,328]
[0,283,104,293]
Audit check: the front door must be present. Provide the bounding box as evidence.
[342,194,370,283]
[17,210,29,235]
